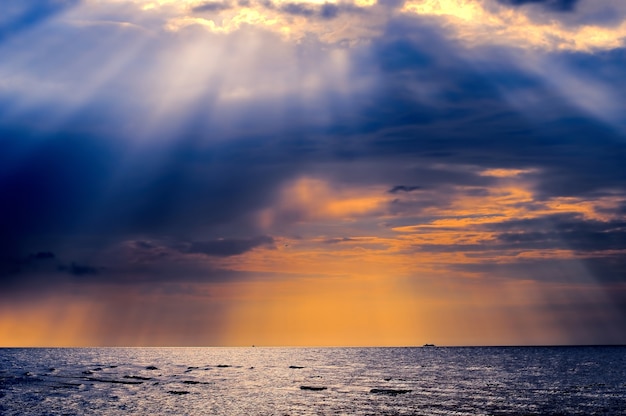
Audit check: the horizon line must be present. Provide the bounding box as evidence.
[2,344,625,349]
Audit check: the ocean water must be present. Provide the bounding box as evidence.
[1,346,625,415]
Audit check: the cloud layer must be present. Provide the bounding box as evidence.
[1,0,625,346]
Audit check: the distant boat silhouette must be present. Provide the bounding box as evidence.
[423,344,436,347]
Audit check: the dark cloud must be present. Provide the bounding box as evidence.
[0,251,56,277]
[388,185,421,194]
[351,20,626,200]
[412,213,626,256]
[323,237,356,244]
[582,256,626,286]
[0,132,120,256]
[496,0,579,12]
[30,251,55,260]
[494,0,626,28]
[181,236,275,257]
[376,0,407,9]
[0,242,272,299]
[192,1,233,13]
[450,255,626,284]
[491,213,626,252]
[271,1,363,20]
[0,250,106,297]
[134,240,156,250]
[281,3,316,17]
[58,262,100,276]
[258,0,276,10]
[0,251,101,278]
[320,3,340,20]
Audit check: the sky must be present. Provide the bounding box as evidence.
[1,0,626,347]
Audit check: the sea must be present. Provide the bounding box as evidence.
[1,346,625,415]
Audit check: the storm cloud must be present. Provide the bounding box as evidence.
[1,0,625,345]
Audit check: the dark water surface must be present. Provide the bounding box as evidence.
[1,346,625,415]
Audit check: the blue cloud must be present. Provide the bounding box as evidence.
[0,0,80,43]
[496,0,579,12]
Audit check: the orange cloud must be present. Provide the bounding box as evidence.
[257,177,390,228]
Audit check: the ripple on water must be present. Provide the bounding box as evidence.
[0,347,625,415]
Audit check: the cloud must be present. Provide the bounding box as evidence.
[27,252,56,261]
[450,255,626,284]
[275,2,359,20]
[0,250,105,297]
[403,210,626,254]
[258,177,390,230]
[320,3,341,19]
[1,0,625,327]
[280,2,316,17]
[323,237,357,244]
[389,185,421,194]
[181,236,275,257]
[192,1,233,13]
[402,0,626,51]
[0,251,100,278]
[0,239,273,299]
[491,213,626,252]
[0,251,56,278]
[0,0,79,42]
[11,0,618,52]
[58,262,100,276]
[496,0,580,12]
